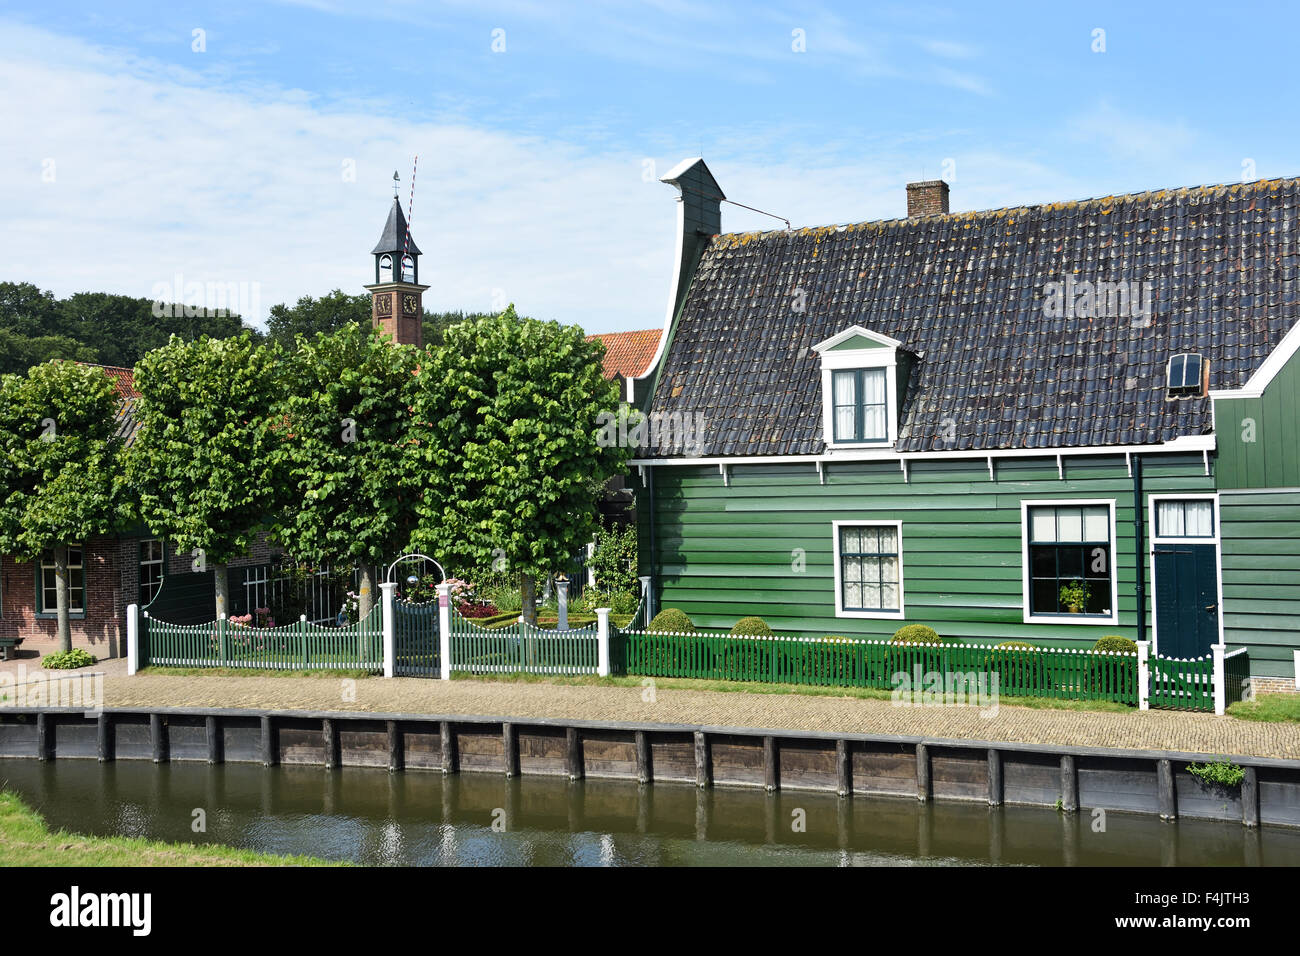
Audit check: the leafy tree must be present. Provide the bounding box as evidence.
[0,328,98,375]
[0,282,61,337]
[60,292,250,367]
[268,323,422,619]
[410,306,631,623]
[266,290,370,346]
[0,362,131,651]
[126,334,285,618]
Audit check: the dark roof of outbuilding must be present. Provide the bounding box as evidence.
[645,177,1300,457]
[371,197,422,256]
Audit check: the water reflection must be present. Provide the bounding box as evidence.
[1,759,1297,867]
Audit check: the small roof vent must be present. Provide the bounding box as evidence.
[1167,353,1205,398]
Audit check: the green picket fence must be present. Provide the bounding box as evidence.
[143,606,383,671]
[615,630,1140,705]
[1148,652,1215,711]
[1223,648,1251,708]
[449,607,598,675]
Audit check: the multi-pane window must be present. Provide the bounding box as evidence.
[1027,505,1112,616]
[831,368,888,442]
[838,524,901,613]
[1155,500,1214,538]
[139,539,164,605]
[39,544,84,614]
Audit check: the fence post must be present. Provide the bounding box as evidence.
[639,575,653,623]
[1212,644,1226,716]
[596,607,611,677]
[557,578,569,632]
[127,603,139,675]
[380,581,397,679]
[1136,640,1150,711]
[218,612,228,664]
[299,614,308,670]
[437,582,452,680]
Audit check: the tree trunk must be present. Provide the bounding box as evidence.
[358,564,376,620]
[520,573,537,625]
[53,543,72,654]
[214,564,229,621]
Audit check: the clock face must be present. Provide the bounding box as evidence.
[375,293,392,317]
[402,294,419,316]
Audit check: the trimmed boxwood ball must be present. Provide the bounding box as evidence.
[1092,635,1138,655]
[890,624,942,645]
[730,616,773,636]
[647,608,695,634]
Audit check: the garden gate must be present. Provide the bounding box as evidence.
[393,598,440,677]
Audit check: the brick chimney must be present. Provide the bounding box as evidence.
[906,180,950,217]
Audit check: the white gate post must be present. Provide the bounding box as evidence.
[437,582,452,680]
[379,582,397,678]
[639,575,653,623]
[557,579,570,632]
[127,603,139,676]
[1293,649,1300,691]
[596,607,611,677]
[1136,640,1150,711]
[1212,644,1226,716]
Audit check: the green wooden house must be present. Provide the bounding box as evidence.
[626,160,1300,692]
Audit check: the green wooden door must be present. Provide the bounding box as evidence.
[1154,544,1218,658]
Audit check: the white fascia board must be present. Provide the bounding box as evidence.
[812,325,903,353]
[1208,318,1300,401]
[627,434,1217,468]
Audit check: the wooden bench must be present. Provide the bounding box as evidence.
[0,638,23,661]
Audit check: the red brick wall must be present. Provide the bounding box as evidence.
[1,531,282,658]
[0,536,123,655]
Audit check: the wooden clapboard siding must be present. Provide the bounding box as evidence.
[643,453,1214,646]
[1215,338,1300,490]
[1221,489,1300,678]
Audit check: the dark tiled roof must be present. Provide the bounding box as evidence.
[371,197,421,256]
[586,329,661,380]
[76,363,140,446]
[646,177,1300,457]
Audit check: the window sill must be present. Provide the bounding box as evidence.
[835,608,904,620]
[34,613,87,621]
[1023,612,1118,626]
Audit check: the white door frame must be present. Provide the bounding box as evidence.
[1147,492,1225,659]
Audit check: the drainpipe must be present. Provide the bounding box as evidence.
[1133,455,1146,645]
[645,466,656,622]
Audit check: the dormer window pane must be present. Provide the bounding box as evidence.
[832,368,887,442]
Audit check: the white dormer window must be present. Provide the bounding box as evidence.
[812,325,904,449]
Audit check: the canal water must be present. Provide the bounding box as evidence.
[2,759,1298,866]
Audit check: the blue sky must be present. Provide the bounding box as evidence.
[4,1,1299,333]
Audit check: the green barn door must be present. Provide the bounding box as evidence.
[1154,544,1218,658]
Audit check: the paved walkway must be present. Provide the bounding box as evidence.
[16,660,1288,759]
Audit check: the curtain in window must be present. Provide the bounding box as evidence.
[833,371,857,440]
[861,368,887,439]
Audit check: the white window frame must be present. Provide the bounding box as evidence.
[832,519,905,619]
[38,543,86,617]
[1147,493,1225,655]
[813,326,902,451]
[1020,499,1119,626]
[139,539,165,607]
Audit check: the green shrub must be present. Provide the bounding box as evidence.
[1187,760,1246,788]
[729,616,773,636]
[890,624,942,645]
[1092,636,1138,655]
[41,649,96,670]
[647,608,695,634]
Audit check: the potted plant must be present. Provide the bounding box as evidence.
[1059,579,1090,613]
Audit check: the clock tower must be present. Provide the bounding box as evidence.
[364,177,427,347]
